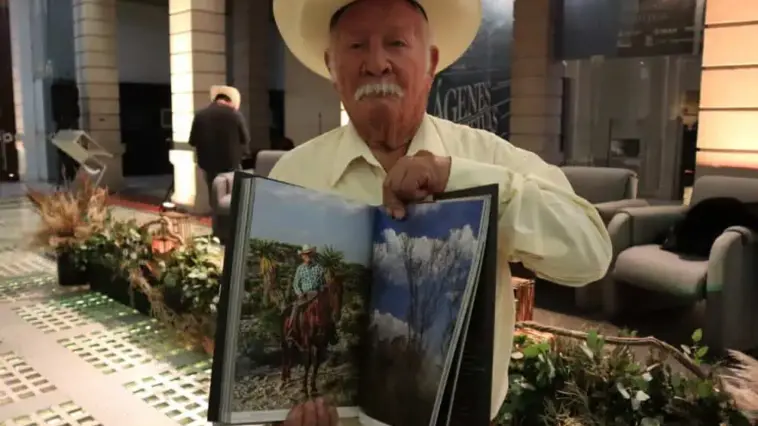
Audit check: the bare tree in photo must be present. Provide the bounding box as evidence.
[389,232,469,352]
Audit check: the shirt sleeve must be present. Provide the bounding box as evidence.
[444,150,612,286]
[292,266,303,294]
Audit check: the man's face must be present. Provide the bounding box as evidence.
[326,0,438,148]
[301,253,312,264]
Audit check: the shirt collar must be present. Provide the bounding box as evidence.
[329,113,448,187]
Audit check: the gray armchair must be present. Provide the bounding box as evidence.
[559,166,649,309]
[561,166,648,224]
[210,150,287,243]
[604,175,758,350]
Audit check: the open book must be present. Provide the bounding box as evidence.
[208,172,498,426]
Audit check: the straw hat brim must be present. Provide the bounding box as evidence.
[209,85,241,110]
[273,0,481,80]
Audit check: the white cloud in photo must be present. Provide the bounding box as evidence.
[372,225,479,287]
[371,310,410,342]
[409,202,442,216]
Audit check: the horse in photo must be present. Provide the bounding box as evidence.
[281,245,344,396]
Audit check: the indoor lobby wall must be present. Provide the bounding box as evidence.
[564,55,702,199]
[283,47,341,146]
[695,0,758,178]
[117,0,170,85]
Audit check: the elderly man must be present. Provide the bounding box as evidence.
[189,85,250,206]
[271,0,612,424]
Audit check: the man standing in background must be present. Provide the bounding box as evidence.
[189,85,250,205]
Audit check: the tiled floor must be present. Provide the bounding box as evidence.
[0,196,216,426]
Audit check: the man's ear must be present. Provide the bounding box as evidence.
[428,46,440,77]
[324,51,336,84]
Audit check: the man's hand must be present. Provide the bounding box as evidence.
[383,150,452,219]
[283,398,338,426]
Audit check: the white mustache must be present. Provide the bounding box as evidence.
[354,83,405,101]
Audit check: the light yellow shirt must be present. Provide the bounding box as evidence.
[269,113,612,422]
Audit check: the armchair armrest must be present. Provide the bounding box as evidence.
[704,226,758,349]
[595,199,649,225]
[607,205,687,255]
[706,226,757,294]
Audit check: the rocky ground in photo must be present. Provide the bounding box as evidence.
[231,362,356,412]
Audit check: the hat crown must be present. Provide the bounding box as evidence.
[273,0,482,80]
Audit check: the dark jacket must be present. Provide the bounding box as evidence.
[189,103,250,174]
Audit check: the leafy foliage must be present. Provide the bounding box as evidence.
[75,218,154,277]
[497,329,751,426]
[156,235,223,316]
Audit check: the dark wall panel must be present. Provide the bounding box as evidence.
[428,0,512,139]
[0,0,19,180]
[559,0,701,60]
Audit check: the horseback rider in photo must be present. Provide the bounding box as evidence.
[288,245,327,338]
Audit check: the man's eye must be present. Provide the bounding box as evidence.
[350,43,363,49]
[390,40,407,47]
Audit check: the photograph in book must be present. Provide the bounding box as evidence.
[232,178,373,414]
[361,199,488,426]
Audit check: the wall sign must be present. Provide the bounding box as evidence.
[428,0,512,139]
[616,0,698,57]
[559,0,701,60]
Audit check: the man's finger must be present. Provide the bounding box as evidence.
[327,400,339,425]
[301,400,317,426]
[383,168,408,219]
[315,398,337,425]
[284,404,303,426]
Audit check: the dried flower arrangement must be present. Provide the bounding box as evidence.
[26,178,109,253]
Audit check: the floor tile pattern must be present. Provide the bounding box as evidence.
[0,197,216,426]
[2,401,101,426]
[0,353,56,406]
[124,360,213,426]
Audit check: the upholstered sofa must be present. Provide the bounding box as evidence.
[604,175,758,350]
[559,166,649,309]
[210,150,286,243]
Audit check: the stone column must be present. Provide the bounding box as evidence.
[169,0,226,213]
[73,0,123,190]
[284,48,341,145]
[8,0,52,182]
[230,0,270,152]
[695,0,758,177]
[509,0,563,164]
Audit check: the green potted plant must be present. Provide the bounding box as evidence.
[496,325,752,426]
[87,219,154,314]
[27,181,109,286]
[155,235,223,352]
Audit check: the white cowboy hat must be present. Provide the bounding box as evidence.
[209,85,241,110]
[273,0,481,80]
[298,244,317,255]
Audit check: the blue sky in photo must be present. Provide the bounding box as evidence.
[370,198,487,363]
[377,200,485,242]
[247,178,374,266]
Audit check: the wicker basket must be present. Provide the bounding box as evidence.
[512,277,535,322]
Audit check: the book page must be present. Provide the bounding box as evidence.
[227,178,373,423]
[361,197,490,426]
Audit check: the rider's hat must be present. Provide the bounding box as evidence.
[298,244,316,255]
